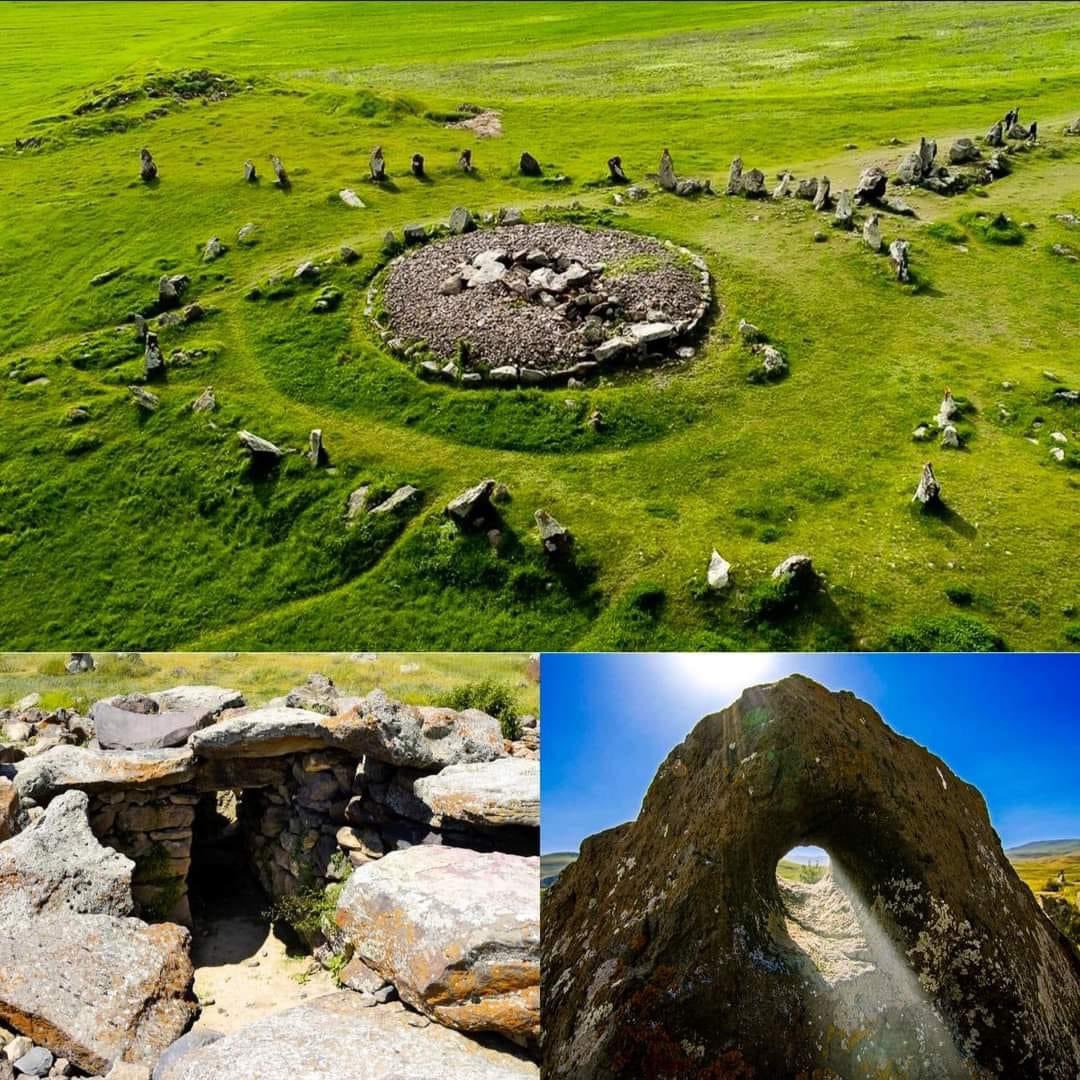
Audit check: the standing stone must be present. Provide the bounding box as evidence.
[707,550,731,591]
[448,206,475,235]
[940,424,960,449]
[238,430,284,461]
[725,157,743,195]
[741,168,766,198]
[458,148,473,173]
[772,172,794,198]
[519,151,542,177]
[657,148,677,191]
[158,274,188,309]
[833,188,854,229]
[139,148,157,182]
[938,387,959,425]
[369,146,386,182]
[1027,119,1038,144]
[913,461,940,505]
[854,165,887,204]
[607,155,628,183]
[307,428,325,467]
[269,155,289,187]
[144,332,165,378]
[410,153,425,178]
[948,138,980,164]
[889,238,911,282]
[132,313,148,342]
[795,176,818,200]
[535,509,572,559]
[242,159,257,182]
[202,236,226,262]
[812,175,831,211]
[191,387,216,413]
[985,121,1004,148]
[862,212,882,252]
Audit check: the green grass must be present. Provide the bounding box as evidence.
[0,651,538,716]
[0,2,1078,651]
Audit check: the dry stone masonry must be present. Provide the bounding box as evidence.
[0,675,539,1078]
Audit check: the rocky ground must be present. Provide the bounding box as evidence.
[0,668,540,1079]
[381,223,709,379]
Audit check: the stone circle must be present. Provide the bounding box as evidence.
[378,223,711,385]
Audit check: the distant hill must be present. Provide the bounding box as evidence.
[541,851,578,889]
[1007,839,1080,858]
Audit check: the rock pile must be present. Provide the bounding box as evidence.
[542,675,1080,1078]
[381,223,711,384]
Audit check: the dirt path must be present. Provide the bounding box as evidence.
[189,913,337,1035]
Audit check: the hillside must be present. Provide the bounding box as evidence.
[1,2,1077,651]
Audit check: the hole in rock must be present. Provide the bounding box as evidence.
[772,846,967,1076]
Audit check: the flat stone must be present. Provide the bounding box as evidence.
[411,758,540,827]
[13,747,195,804]
[368,485,419,515]
[151,1030,223,1080]
[628,322,674,345]
[336,847,540,1045]
[153,996,537,1079]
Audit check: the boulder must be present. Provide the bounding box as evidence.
[336,847,540,1044]
[832,188,853,229]
[941,424,960,449]
[862,212,882,252]
[285,673,357,716]
[191,387,216,413]
[128,385,160,412]
[448,206,475,235]
[795,177,818,200]
[368,485,419,515]
[542,675,1080,1079]
[339,188,364,208]
[913,461,941,505]
[157,274,188,309]
[12,746,195,805]
[369,146,386,182]
[446,479,497,530]
[889,238,911,282]
[0,792,196,1074]
[92,703,199,752]
[191,691,503,769]
[854,165,886,204]
[706,550,730,591]
[12,1047,51,1077]
[519,152,542,177]
[139,148,157,182]
[411,758,540,828]
[657,148,676,191]
[269,154,289,186]
[949,137,980,164]
[152,996,537,1080]
[151,1030,223,1080]
[201,236,225,263]
[771,553,817,588]
[293,260,319,281]
[740,168,766,198]
[237,430,283,460]
[0,778,17,842]
[534,509,572,559]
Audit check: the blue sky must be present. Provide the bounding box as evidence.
[541,653,1080,855]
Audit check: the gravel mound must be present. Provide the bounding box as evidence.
[380,223,710,383]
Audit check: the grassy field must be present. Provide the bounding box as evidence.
[1008,847,1080,907]
[0,650,538,715]
[1,2,1077,651]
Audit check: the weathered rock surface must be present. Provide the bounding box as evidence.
[411,758,540,828]
[190,692,503,769]
[446,479,497,530]
[336,847,540,1045]
[0,792,196,1074]
[914,461,941,505]
[237,430,283,460]
[890,238,911,282]
[154,995,537,1079]
[542,675,1080,1079]
[706,550,730,591]
[519,151,542,177]
[13,746,195,805]
[91,685,241,751]
[0,778,18,841]
[151,1030,222,1080]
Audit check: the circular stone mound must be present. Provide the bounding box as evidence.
[380,223,711,385]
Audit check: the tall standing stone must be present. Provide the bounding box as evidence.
[519,151,542,177]
[139,148,157,182]
[862,212,882,252]
[657,148,677,191]
[144,332,165,378]
[270,154,289,186]
[725,156,743,195]
[913,461,940,504]
[607,155,628,183]
[812,174,831,211]
[410,152,425,178]
[889,238,911,282]
[458,148,473,172]
[242,159,257,182]
[833,188,854,229]
[370,146,386,182]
